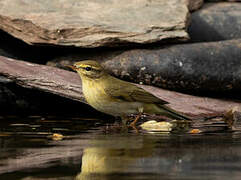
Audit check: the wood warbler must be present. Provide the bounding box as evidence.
[69,60,190,126]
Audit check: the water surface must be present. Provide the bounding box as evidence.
[0,116,241,180]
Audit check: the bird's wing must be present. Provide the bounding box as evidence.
[130,87,168,104]
[104,79,168,105]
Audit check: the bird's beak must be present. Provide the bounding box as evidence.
[66,65,77,71]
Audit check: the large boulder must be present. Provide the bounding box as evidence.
[102,39,241,94]
[0,0,190,48]
[188,3,241,42]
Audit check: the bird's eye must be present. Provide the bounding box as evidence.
[85,67,92,71]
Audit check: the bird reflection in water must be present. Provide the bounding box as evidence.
[76,135,156,180]
[75,134,191,180]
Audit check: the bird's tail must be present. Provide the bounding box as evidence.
[157,104,191,120]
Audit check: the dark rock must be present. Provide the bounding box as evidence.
[0,0,190,48]
[188,3,241,42]
[1,56,241,118]
[101,39,241,95]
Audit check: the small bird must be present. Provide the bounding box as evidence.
[69,60,189,126]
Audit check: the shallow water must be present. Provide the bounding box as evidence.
[1,116,241,180]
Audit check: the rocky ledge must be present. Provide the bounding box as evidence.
[0,0,191,47]
[1,56,241,118]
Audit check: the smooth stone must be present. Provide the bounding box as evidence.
[102,39,241,94]
[140,121,173,132]
[188,3,241,42]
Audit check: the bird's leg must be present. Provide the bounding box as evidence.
[130,114,141,127]
[130,107,144,127]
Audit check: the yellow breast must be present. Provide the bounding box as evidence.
[82,79,110,106]
[81,78,142,116]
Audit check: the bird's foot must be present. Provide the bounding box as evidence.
[129,124,139,133]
